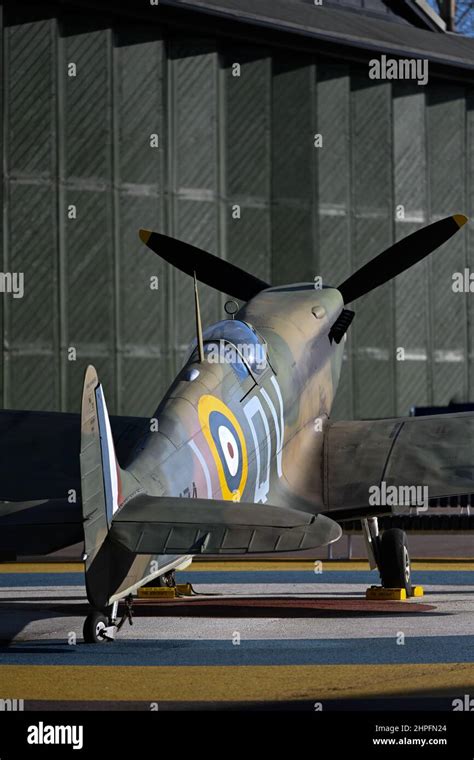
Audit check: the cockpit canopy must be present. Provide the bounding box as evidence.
[188,319,268,377]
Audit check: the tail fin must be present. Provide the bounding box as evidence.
[80,365,139,608]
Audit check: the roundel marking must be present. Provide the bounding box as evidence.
[198,395,248,500]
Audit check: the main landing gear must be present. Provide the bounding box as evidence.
[83,594,134,643]
[378,527,412,596]
[362,517,413,596]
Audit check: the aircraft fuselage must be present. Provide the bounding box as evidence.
[128,285,345,515]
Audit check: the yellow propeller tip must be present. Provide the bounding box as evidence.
[139,228,152,244]
[453,214,468,228]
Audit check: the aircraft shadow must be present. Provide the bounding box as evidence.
[131,596,441,618]
[0,594,449,644]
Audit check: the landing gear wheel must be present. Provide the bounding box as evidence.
[83,611,109,643]
[378,528,412,596]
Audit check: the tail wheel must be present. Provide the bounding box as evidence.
[378,528,412,596]
[83,611,109,643]
[159,570,176,588]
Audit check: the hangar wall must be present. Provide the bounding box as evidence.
[1,3,473,419]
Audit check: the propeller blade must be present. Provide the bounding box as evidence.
[338,214,468,304]
[139,230,270,302]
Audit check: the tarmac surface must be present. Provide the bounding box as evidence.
[0,559,473,710]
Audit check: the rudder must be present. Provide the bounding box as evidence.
[80,365,139,609]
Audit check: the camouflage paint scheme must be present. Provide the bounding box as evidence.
[85,285,345,606]
[130,285,344,512]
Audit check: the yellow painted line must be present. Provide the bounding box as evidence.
[1,663,474,702]
[0,563,84,573]
[393,562,474,572]
[190,561,367,571]
[1,560,474,573]
[190,561,474,571]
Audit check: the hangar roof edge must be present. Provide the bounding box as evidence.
[158,0,474,70]
[13,0,474,79]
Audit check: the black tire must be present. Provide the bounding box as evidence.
[378,528,412,596]
[83,611,108,643]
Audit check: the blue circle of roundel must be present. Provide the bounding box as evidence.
[208,410,243,493]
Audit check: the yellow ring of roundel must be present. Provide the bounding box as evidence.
[198,394,248,501]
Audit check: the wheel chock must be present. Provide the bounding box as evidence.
[137,583,197,599]
[365,585,424,600]
[366,586,407,601]
[176,583,195,596]
[138,586,176,599]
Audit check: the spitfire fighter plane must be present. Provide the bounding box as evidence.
[1,214,473,642]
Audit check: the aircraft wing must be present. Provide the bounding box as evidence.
[0,498,83,555]
[0,409,149,501]
[323,412,474,514]
[0,408,149,556]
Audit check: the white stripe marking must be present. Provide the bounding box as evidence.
[189,439,212,498]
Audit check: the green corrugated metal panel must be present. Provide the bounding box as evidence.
[115,30,163,187]
[61,26,112,180]
[223,49,270,199]
[272,206,314,285]
[8,355,59,409]
[271,58,315,284]
[63,192,115,409]
[117,194,165,349]
[0,3,3,407]
[272,59,314,202]
[117,193,167,415]
[8,184,57,344]
[226,207,271,283]
[428,87,466,217]
[351,76,394,419]
[114,29,166,414]
[7,17,55,177]
[316,64,353,421]
[170,41,220,370]
[393,241,430,414]
[352,216,394,419]
[393,85,426,215]
[60,24,115,410]
[316,64,351,285]
[426,85,467,405]
[392,86,429,414]
[467,91,474,402]
[2,7,474,424]
[62,189,114,344]
[172,41,218,192]
[223,48,271,287]
[5,16,58,409]
[173,199,220,364]
[121,356,172,417]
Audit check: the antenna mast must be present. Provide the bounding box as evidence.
[193,271,204,363]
